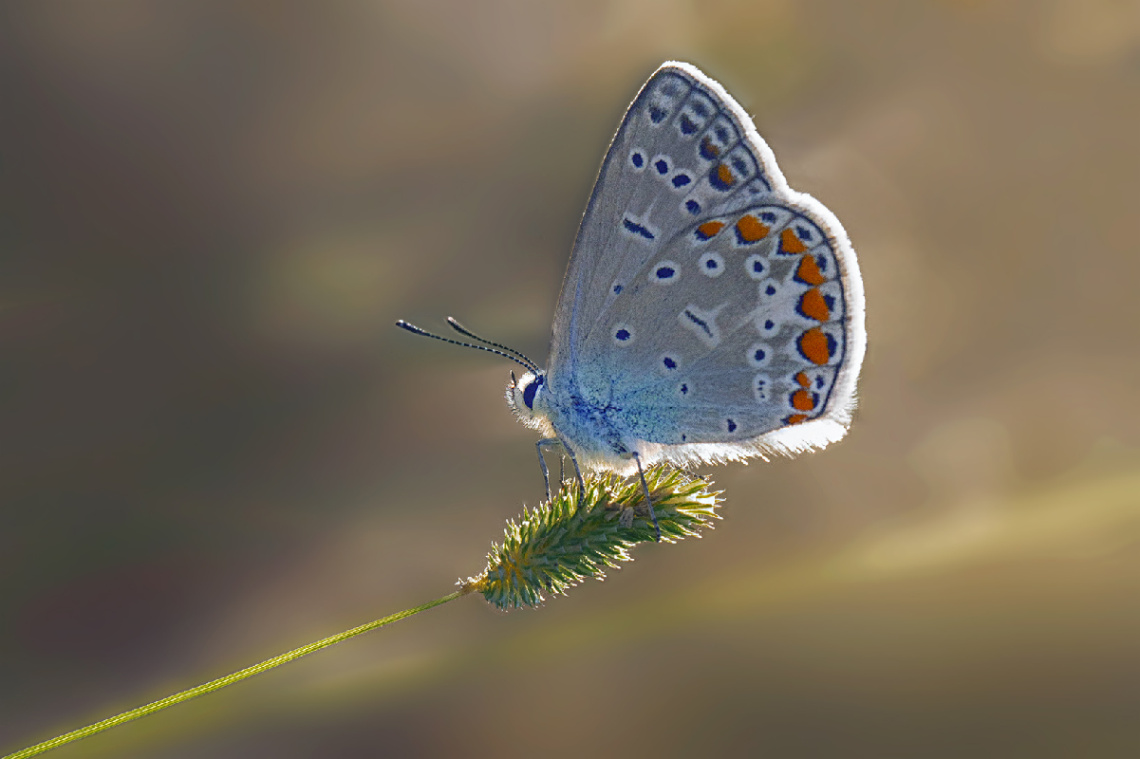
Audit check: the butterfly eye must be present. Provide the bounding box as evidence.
[521,374,544,410]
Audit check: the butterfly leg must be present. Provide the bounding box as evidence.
[632,452,661,542]
[536,438,586,507]
[557,435,587,510]
[535,438,560,501]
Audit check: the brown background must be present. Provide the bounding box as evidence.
[2,1,1139,757]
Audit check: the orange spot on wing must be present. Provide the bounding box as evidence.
[799,328,832,365]
[779,228,808,255]
[700,137,720,158]
[791,389,817,411]
[735,214,770,242]
[785,414,809,425]
[697,220,725,238]
[716,163,735,186]
[798,288,831,321]
[795,255,826,286]
[795,371,811,388]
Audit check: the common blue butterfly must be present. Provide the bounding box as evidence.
[399,62,866,527]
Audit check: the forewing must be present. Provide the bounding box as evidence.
[548,62,781,373]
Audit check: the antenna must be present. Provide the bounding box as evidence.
[395,319,538,373]
[444,317,539,372]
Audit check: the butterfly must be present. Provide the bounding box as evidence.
[399,62,866,532]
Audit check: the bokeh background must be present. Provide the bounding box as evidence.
[3,1,1139,757]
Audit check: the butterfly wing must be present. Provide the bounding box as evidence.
[550,62,865,468]
[549,62,782,371]
[583,200,865,466]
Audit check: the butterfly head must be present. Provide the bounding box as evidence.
[506,369,553,433]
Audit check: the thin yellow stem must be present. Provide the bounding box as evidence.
[4,589,469,759]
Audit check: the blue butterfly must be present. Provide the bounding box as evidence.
[399,62,866,534]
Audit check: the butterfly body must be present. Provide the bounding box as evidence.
[505,61,866,478]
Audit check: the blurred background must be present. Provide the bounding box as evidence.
[2,1,1139,757]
